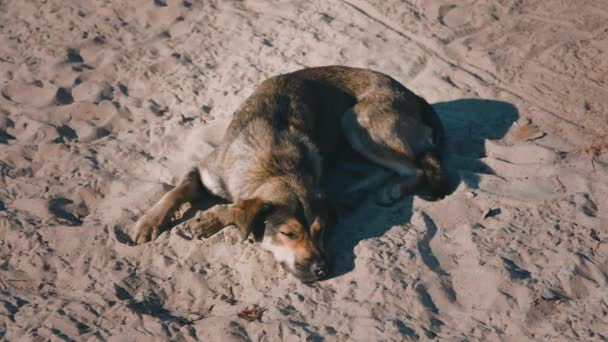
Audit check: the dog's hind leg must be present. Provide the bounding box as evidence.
[132,167,204,244]
[341,100,428,206]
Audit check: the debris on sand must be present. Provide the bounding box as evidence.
[238,305,267,322]
[514,121,545,141]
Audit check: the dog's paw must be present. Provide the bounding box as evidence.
[374,184,406,207]
[132,213,165,245]
[189,210,226,239]
[374,176,422,207]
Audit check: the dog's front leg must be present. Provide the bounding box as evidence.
[132,167,202,244]
[189,204,235,239]
[189,198,273,240]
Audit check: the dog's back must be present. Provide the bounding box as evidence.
[210,66,448,201]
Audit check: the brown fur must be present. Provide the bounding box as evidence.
[132,66,448,282]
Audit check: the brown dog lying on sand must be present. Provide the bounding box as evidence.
[132,66,448,282]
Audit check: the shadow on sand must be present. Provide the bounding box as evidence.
[324,98,519,278]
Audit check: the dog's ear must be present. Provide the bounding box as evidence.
[233,198,275,242]
[309,197,336,248]
[310,217,324,247]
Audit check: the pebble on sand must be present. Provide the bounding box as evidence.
[67,48,84,63]
[55,87,74,106]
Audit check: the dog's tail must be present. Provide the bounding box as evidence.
[417,98,449,200]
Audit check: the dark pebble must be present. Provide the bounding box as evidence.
[56,124,78,140]
[32,80,43,87]
[501,257,531,280]
[324,326,337,335]
[67,48,84,63]
[96,127,111,139]
[55,87,74,106]
[93,35,106,44]
[584,101,591,111]
[182,1,192,8]
[0,129,16,144]
[483,207,501,219]
[154,0,168,7]
[118,83,129,96]
[73,64,94,72]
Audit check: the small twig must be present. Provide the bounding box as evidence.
[591,157,597,173]
[555,176,567,193]
[221,287,238,305]
[0,278,7,289]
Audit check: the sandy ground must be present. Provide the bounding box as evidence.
[1,0,608,340]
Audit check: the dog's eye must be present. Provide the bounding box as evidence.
[280,231,298,240]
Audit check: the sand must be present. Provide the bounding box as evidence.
[1,0,607,340]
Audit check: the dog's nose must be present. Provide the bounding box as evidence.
[310,261,327,278]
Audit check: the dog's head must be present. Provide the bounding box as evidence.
[233,197,335,282]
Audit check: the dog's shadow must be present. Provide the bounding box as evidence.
[324,98,519,278]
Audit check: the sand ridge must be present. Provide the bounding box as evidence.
[1,0,607,340]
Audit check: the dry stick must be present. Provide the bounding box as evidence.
[555,176,567,193]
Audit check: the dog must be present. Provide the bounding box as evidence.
[131,66,448,282]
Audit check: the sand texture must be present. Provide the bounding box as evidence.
[1,0,608,341]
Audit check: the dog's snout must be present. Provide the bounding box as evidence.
[310,261,327,279]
